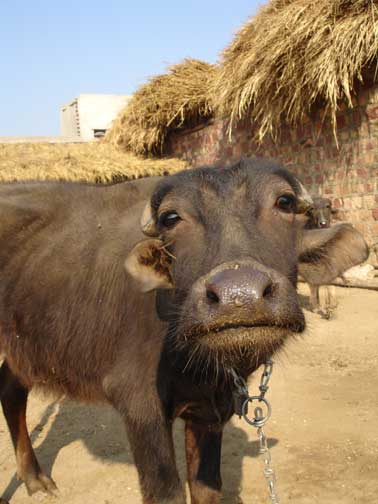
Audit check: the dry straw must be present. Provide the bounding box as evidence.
[213,0,378,141]
[0,142,187,183]
[105,59,216,156]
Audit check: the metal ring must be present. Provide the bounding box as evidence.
[241,396,272,427]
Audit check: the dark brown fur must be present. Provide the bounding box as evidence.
[0,159,368,503]
[301,197,366,316]
[305,196,334,229]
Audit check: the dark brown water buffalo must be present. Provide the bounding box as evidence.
[302,196,343,315]
[305,196,336,230]
[0,159,368,504]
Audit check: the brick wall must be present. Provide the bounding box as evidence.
[168,85,378,262]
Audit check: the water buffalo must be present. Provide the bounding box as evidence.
[303,196,343,316]
[305,196,336,229]
[0,159,368,503]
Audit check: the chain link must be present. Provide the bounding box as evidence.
[231,360,280,504]
[258,426,280,504]
[259,360,273,397]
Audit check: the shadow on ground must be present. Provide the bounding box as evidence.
[1,398,278,503]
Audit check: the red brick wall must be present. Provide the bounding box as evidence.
[168,85,378,261]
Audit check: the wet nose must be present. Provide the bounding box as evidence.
[205,268,274,308]
[319,220,328,228]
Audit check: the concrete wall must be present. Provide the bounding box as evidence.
[61,94,129,140]
[168,84,378,262]
[60,100,80,138]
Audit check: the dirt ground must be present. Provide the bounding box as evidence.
[1,285,377,504]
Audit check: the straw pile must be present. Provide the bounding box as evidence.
[0,142,187,183]
[214,0,378,141]
[105,59,216,156]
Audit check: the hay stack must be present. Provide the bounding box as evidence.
[105,59,216,156]
[213,0,378,141]
[0,142,187,183]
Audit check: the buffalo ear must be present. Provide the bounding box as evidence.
[298,224,369,285]
[125,239,173,292]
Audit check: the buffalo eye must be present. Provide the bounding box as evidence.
[159,211,181,229]
[276,194,297,213]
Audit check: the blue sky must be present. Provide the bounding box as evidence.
[0,1,263,136]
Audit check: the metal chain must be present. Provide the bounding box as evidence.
[231,360,280,504]
[258,425,280,504]
[259,360,274,398]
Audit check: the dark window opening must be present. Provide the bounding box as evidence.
[93,129,106,138]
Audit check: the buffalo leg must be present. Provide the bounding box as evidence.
[185,420,222,504]
[122,414,185,504]
[327,285,338,310]
[309,284,320,312]
[0,361,57,496]
[318,286,337,319]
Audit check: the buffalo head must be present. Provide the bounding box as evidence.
[306,196,337,229]
[125,159,368,378]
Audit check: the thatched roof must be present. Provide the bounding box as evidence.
[214,0,378,141]
[0,142,187,183]
[104,1,378,153]
[104,58,216,156]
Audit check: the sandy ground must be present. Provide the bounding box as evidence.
[1,285,377,504]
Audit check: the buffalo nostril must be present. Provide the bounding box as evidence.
[263,283,274,298]
[206,287,220,304]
